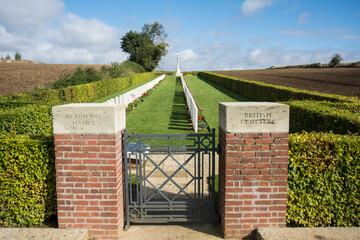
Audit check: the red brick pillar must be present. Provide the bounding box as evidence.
[53,103,126,240]
[218,102,289,239]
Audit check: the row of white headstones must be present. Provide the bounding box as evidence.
[103,55,200,131]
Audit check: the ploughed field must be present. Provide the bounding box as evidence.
[0,62,106,95]
[213,68,360,98]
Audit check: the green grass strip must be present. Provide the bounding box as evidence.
[126,76,191,134]
[185,76,251,131]
[92,76,158,103]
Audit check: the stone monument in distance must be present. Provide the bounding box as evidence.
[175,54,181,76]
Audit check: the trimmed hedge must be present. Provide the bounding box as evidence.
[0,134,56,227]
[199,72,360,134]
[199,72,358,103]
[0,72,155,105]
[0,72,155,136]
[288,132,360,227]
[0,104,53,136]
[288,101,360,134]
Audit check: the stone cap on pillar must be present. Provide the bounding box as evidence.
[52,103,126,135]
[219,102,289,133]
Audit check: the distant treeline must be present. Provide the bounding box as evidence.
[268,61,360,69]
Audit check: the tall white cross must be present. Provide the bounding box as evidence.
[175,54,181,76]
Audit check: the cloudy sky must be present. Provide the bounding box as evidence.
[0,0,359,71]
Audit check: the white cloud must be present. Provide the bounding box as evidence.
[241,0,274,16]
[158,41,360,71]
[297,11,310,24]
[0,0,127,64]
[0,0,64,35]
[47,13,120,51]
[280,27,360,40]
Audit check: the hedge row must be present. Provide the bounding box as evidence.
[288,132,360,227]
[0,104,53,136]
[0,72,155,105]
[0,134,56,227]
[288,100,360,134]
[1,131,358,227]
[198,72,359,134]
[198,72,358,103]
[0,72,155,136]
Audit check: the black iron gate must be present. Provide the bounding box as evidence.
[123,129,218,228]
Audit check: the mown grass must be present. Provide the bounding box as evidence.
[185,76,250,131]
[126,76,191,134]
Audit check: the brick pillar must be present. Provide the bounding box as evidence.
[218,102,289,239]
[53,103,126,240]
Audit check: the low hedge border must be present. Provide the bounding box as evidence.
[0,72,155,136]
[288,132,360,227]
[0,72,155,105]
[1,132,358,227]
[198,72,359,134]
[0,134,55,227]
[0,104,53,136]
[198,72,358,103]
[287,100,360,134]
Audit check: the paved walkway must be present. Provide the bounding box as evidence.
[119,224,223,240]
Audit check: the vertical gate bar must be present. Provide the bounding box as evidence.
[123,129,130,229]
[197,135,201,219]
[202,152,204,200]
[138,137,143,219]
[211,129,216,210]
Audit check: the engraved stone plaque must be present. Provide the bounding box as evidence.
[219,102,289,133]
[53,103,126,134]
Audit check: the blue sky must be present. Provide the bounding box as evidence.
[0,0,359,70]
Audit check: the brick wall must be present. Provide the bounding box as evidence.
[55,131,123,240]
[219,128,288,239]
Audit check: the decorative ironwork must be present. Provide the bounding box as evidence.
[124,129,218,228]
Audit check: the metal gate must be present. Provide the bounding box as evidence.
[123,129,218,228]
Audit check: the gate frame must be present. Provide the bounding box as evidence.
[123,128,218,228]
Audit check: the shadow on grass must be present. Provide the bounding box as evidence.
[197,76,252,102]
[168,77,191,131]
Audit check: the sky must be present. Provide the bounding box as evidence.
[0,0,359,71]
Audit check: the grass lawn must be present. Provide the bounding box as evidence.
[126,76,191,134]
[185,75,251,131]
[92,75,158,103]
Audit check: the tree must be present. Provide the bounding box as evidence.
[329,53,342,67]
[15,52,21,60]
[5,54,11,60]
[120,21,169,71]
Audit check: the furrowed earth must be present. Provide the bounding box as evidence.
[0,62,106,95]
[213,68,360,98]
[1,62,359,99]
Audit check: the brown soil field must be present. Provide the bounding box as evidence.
[0,62,107,95]
[213,68,360,99]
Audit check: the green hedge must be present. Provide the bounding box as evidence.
[199,72,360,134]
[199,72,358,103]
[0,104,53,136]
[288,132,360,227]
[288,101,360,134]
[0,134,56,227]
[0,72,155,105]
[0,72,155,136]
